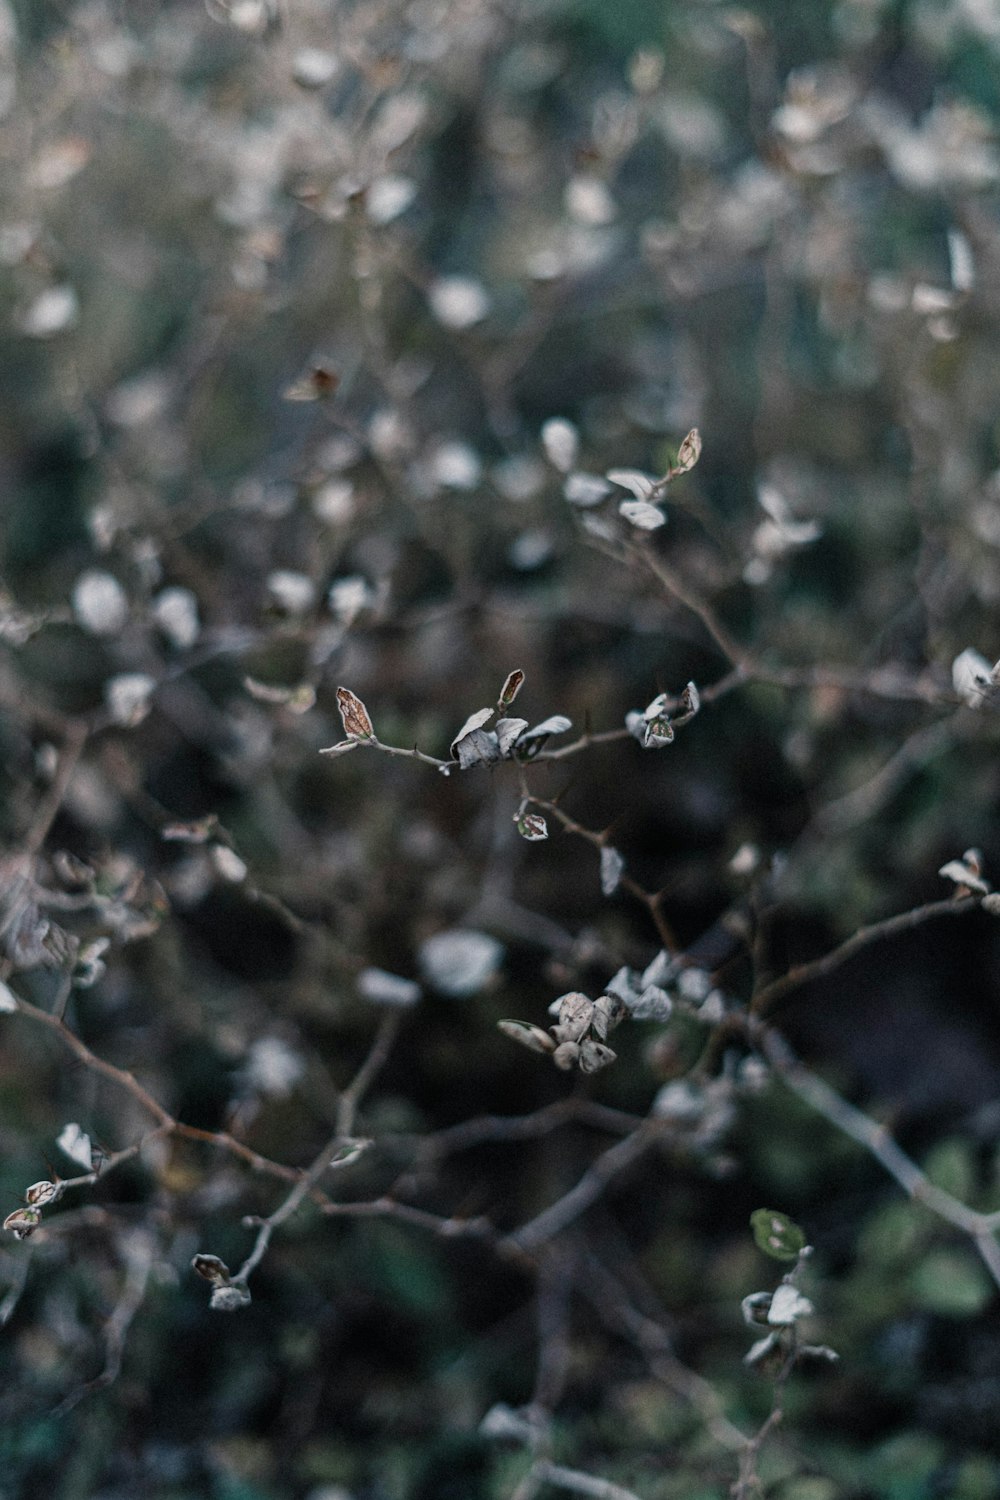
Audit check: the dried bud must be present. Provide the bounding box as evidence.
[336,686,374,740]
[673,428,702,475]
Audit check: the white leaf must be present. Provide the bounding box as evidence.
[952,647,992,706]
[57,1122,94,1171]
[607,468,658,500]
[419,930,504,997]
[564,472,611,507]
[619,500,666,530]
[541,418,579,473]
[428,276,490,329]
[495,717,529,756]
[450,708,494,758]
[600,845,625,896]
[0,982,18,1012]
[938,858,989,895]
[72,570,127,636]
[519,715,572,742]
[628,984,673,1021]
[357,968,422,1008]
[453,728,500,769]
[767,1284,814,1325]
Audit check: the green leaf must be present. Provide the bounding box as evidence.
[751,1207,807,1262]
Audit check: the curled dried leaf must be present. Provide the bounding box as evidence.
[579,1038,617,1073]
[4,1207,41,1240]
[210,1281,252,1312]
[592,992,627,1039]
[498,1019,557,1054]
[552,1040,581,1071]
[25,1180,63,1207]
[192,1253,231,1285]
[515,812,548,841]
[336,686,374,739]
[499,669,525,708]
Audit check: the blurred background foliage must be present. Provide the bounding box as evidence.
[3,0,1000,1496]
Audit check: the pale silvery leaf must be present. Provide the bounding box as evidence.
[592,993,626,1039]
[641,950,675,990]
[291,46,338,87]
[604,966,638,1005]
[245,1036,304,1098]
[267,570,316,615]
[496,718,529,756]
[619,499,666,530]
[948,228,975,292]
[450,708,494,758]
[428,275,490,329]
[677,968,711,1002]
[607,468,658,500]
[767,1284,814,1325]
[744,1332,781,1366]
[600,845,625,896]
[357,967,422,1008]
[327,575,374,624]
[430,440,482,491]
[105,672,156,726]
[366,174,417,225]
[480,1404,544,1443]
[628,984,673,1021]
[152,587,200,649]
[419,929,504,997]
[564,472,611,507]
[541,418,579,473]
[211,846,248,883]
[210,1282,252,1312]
[0,981,18,1012]
[57,1123,94,1171]
[20,284,78,337]
[580,513,618,543]
[653,1081,703,1122]
[952,647,992,706]
[72,570,127,636]
[453,728,501,769]
[518,715,572,743]
[938,857,990,895]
